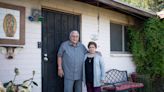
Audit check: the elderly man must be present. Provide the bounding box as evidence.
[57,30,87,92]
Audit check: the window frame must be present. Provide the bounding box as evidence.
[110,22,131,55]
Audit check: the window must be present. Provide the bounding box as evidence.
[110,23,129,53]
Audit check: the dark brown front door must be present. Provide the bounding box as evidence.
[42,8,80,92]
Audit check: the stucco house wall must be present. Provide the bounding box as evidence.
[0,0,137,91]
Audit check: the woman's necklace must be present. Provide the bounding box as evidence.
[88,53,95,63]
[88,53,95,57]
[89,58,92,63]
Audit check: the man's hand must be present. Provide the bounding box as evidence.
[57,57,64,78]
[58,68,64,78]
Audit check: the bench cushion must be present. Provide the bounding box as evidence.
[102,82,144,91]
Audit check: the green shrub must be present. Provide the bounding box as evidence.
[128,17,164,79]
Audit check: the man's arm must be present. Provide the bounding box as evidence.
[57,42,65,78]
[57,56,64,78]
[57,56,62,69]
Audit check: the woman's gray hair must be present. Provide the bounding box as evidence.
[69,30,79,38]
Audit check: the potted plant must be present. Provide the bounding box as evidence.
[3,68,38,92]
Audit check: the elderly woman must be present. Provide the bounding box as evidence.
[83,41,105,92]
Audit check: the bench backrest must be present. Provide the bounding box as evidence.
[105,69,128,84]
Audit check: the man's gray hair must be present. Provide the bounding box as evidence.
[69,30,79,37]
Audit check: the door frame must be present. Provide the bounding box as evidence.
[41,7,82,92]
[41,6,82,38]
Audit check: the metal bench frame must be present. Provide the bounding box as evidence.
[102,69,144,92]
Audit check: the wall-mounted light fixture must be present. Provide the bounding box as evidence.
[0,46,23,59]
[28,9,43,22]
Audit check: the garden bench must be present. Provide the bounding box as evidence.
[102,69,144,92]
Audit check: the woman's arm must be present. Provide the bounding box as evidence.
[99,56,105,81]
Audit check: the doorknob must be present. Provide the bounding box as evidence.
[43,53,48,61]
[44,53,47,57]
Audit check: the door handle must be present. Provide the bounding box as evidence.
[43,54,48,61]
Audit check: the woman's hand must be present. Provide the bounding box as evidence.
[100,80,105,83]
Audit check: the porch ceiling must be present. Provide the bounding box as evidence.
[75,0,156,20]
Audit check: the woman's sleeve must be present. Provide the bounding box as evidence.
[100,56,105,80]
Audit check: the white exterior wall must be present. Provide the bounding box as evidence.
[0,0,42,92]
[0,0,136,92]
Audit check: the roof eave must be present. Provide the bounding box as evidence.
[98,0,155,18]
[75,0,156,19]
